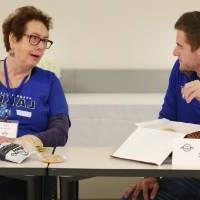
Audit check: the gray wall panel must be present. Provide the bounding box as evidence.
[60,69,170,93]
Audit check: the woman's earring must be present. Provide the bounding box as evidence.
[9,48,15,57]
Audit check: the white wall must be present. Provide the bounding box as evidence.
[0,0,200,70]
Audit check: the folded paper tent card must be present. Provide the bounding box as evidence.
[112,119,200,165]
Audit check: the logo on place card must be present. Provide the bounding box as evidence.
[180,143,194,152]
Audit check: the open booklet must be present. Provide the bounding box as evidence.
[112,119,200,165]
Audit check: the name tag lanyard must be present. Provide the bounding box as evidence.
[2,58,28,120]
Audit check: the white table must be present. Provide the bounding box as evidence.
[0,148,53,200]
[49,147,200,177]
[49,147,200,200]
[0,153,48,176]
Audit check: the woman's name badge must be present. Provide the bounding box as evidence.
[16,110,32,118]
[0,120,18,138]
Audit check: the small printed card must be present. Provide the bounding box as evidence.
[172,138,200,168]
[113,119,200,165]
[0,121,18,138]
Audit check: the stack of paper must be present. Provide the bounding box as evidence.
[112,119,200,165]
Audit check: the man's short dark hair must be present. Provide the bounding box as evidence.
[175,11,200,51]
[2,6,53,51]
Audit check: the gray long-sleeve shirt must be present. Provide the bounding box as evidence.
[36,114,71,147]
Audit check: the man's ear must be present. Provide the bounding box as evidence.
[196,47,200,57]
[9,33,17,49]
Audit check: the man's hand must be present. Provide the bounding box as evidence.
[182,80,200,103]
[0,136,15,144]
[122,177,159,200]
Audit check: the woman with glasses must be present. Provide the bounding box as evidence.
[0,6,70,200]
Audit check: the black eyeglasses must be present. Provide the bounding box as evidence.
[24,34,53,49]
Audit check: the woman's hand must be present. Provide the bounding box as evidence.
[122,177,159,200]
[14,135,43,149]
[0,136,15,144]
